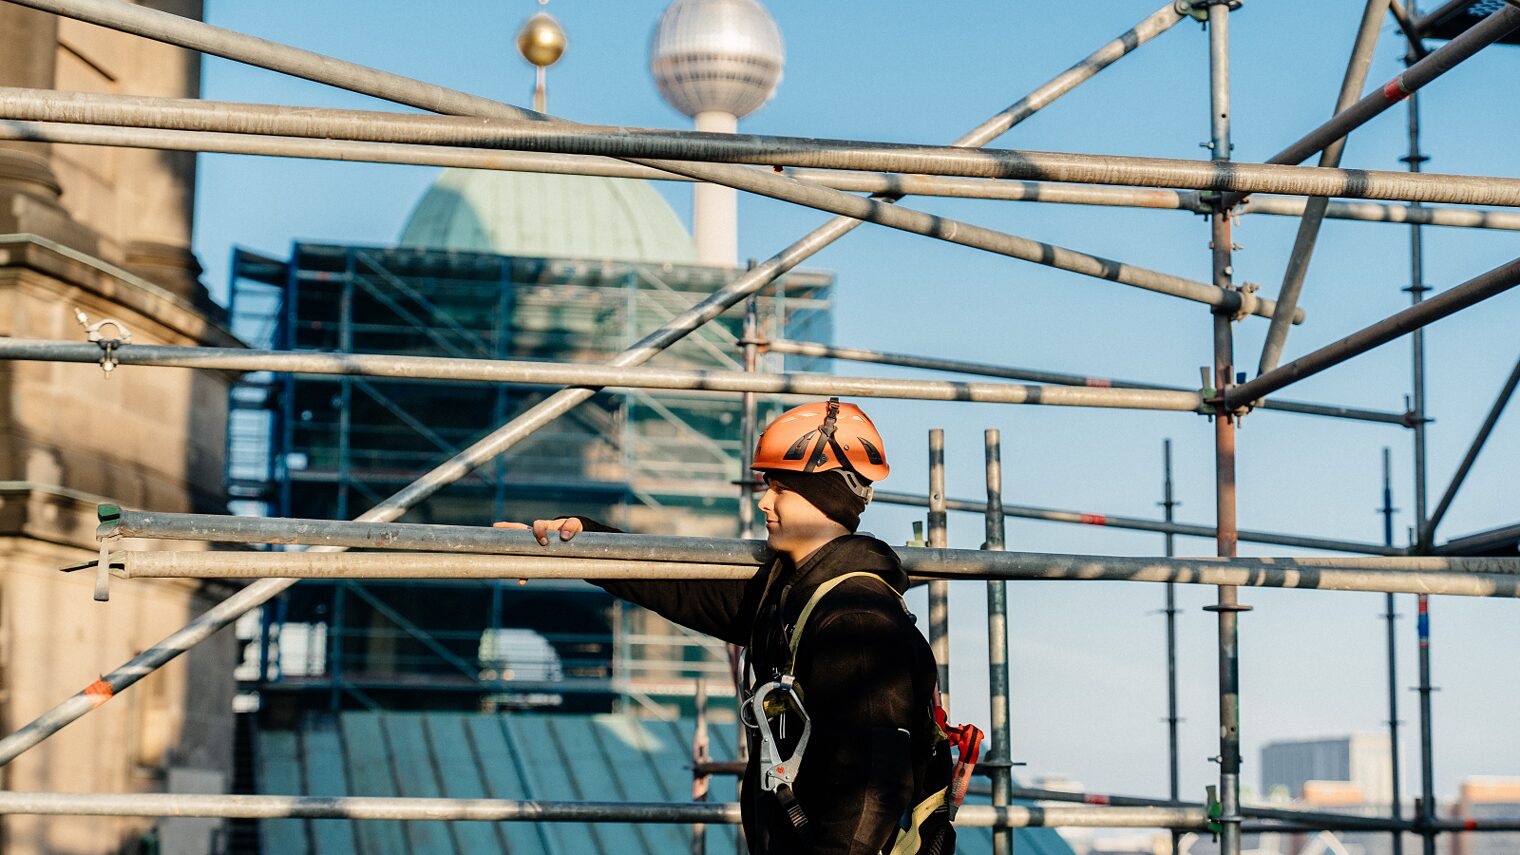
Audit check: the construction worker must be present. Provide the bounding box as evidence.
[498,398,973,855]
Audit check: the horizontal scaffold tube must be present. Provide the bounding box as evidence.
[0,791,1205,829]
[5,121,1515,231]
[2,88,1517,210]
[0,90,1287,322]
[0,339,1209,412]
[870,491,1403,556]
[765,339,1410,426]
[100,550,1520,598]
[1003,786,1414,832]
[96,511,1520,597]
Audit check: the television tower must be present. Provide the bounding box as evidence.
[650,0,784,266]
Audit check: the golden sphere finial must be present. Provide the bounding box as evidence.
[517,11,567,68]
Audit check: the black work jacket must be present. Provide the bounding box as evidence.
[580,520,940,855]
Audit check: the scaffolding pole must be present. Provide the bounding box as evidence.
[1402,15,1437,850]
[0,791,1206,829]
[983,429,1013,855]
[6,85,1520,209]
[0,0,1187,768]
[1382,448,1406,855]
[928,429,951,711]
[1417,351,1520,548]
[0,338,1213,413]
[1205,7,1245,855]
[765,338,1409,425]
[6,120,1520,232]
[88,545,1520,598]
[872,490,1403,555]
[1226,256,1520,408]
[1257,0,1391,375]
[1162,439,1181,855]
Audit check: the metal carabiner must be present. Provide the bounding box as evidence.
[750,675,811,793]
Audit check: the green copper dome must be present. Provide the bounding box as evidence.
[398,168,697,264]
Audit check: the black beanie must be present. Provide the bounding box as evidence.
[764,470,869,533]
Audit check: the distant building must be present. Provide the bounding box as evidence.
[1453,777,1520,855]
[1261,734,1394,806]
[229,166,834,721]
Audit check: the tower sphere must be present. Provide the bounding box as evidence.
[517,11,567,68]
[650,0,784,119]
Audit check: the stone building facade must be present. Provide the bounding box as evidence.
[0,3,240,853]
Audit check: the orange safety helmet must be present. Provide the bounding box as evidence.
[753,398,889,499]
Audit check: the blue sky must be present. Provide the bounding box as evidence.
[193,1,1519,802]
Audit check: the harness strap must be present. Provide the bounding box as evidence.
[786,571,896,672]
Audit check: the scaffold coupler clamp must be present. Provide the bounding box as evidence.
[94,504,123,602]
[1229,283,1261,324]
[75,309,132,377]
[1177,0,1242,20]
[747,674,813,832]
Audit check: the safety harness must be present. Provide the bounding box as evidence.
[741,571,984,854]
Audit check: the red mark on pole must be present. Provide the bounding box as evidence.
[1084,378,1113,388]
[1465,819,1478,831]
[84,678,114,708]
[1084,794,1112,805]
[1383,76,1411,103]
[1079,514,1107,526]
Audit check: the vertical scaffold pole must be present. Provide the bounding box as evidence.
[738,294,760,539]
[928,429,951,711]
[1401,10,1436,854]
[983,429,1013,855]
[1162,439,1182,855]
[1381,448,1405,855]
[1204,5,1247,855]
[692,677,709,855]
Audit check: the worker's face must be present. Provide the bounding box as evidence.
[755,476,841,557]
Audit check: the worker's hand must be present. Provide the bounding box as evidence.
[493,517,583,545]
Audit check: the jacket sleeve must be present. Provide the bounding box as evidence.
[793,608,919,855]
[568,516,753,645]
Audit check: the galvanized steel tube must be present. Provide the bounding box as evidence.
[1258,0,1391,376]
[95,545,1520,598]
[765,338,1407,425]
[871,490,1404,555]
[9,121,1517,231]
[5,87,1519,209]
[1418,352,1520,548]
[0,791,1207,828]
[927,429,951,710]
[983,430,1013,855]
[0,89,1280,318]
[1228,257,1520,408]
[0,338,1209,412]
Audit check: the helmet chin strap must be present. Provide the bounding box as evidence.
[798,399,873,503]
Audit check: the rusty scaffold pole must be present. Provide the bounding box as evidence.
[1202,3,1246,854]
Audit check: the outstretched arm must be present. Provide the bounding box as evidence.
[495,517,756,645]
